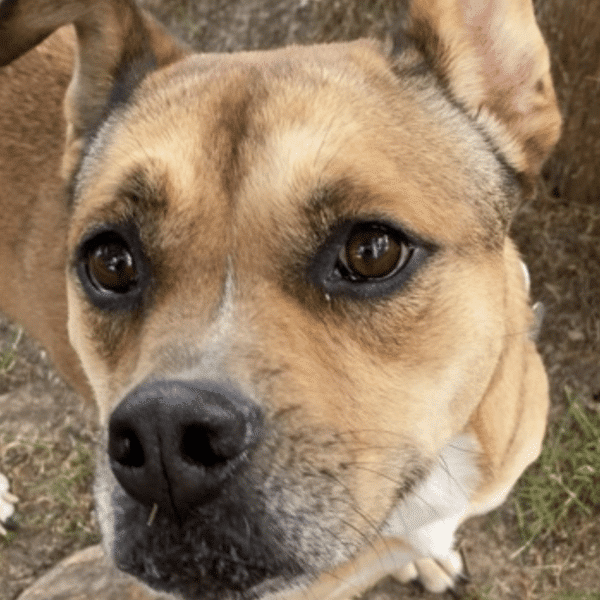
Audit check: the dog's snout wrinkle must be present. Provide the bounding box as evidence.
[108,380,263,516]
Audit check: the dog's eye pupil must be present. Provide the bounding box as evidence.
[88,241,137,293]
[344,225,410,279]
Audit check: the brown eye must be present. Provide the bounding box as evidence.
[77,224,150,310]
[308,219,432,299]
[342,224,411,279]
[87,239,138,293]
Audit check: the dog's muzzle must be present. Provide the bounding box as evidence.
[108,380,263,516]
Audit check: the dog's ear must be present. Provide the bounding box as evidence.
[406,0,561,195]
[0,0,189,178]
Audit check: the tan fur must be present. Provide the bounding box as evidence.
[409,0,561,188]
[0,0,559,598]
[0,28,92,400]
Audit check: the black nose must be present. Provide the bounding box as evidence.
[108,380,262,515]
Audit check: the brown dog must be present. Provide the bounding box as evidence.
[0,0,560,598]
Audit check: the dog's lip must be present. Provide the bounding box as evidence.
[110,479,307,599]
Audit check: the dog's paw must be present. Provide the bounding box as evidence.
[394,551,464,593]
[0,473,18,535]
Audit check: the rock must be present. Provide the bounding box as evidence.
[16,545,175,600]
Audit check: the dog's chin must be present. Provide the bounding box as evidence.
[110,483,306,600]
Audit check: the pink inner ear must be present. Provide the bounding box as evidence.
[464,0,546,102]
[409,0,561,183]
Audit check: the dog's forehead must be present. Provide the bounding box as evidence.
[73,39,514,248]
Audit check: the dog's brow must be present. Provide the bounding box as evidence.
[303,178,431,245]
[299,180,368,247]
[121,167,167,205]
[80,166,169,224]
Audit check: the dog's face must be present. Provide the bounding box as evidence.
[68,43,513,596]
[0,0,560,598]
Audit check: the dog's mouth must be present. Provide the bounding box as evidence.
[111,481,306,600]
[96,383,429,599]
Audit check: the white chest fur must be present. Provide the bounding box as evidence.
[382,434,481,559]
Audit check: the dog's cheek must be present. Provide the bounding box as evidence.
[66,282,108,412]
[230,255,506,498]
[363,256,509,440]
[66,281,142,423]
[225,301,428,517]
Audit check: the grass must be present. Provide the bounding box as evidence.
[45,443,95,509]
[1,324,97,542]
[462,585,494,600]
[25,439,96,535]
[553,595,600,600]
[512,390,600,554]
[0,435,98,544]
[0,328,21,373]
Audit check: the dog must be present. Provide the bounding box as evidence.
[0,0,560,598]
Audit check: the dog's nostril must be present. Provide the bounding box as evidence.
[181,424,234,468]
[110,428,145,468]
[108,381,263,512]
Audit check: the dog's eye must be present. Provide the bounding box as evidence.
[76,225,150,310]
[87,238,138,293]
[308,220,432,300]
[340,224,411,280]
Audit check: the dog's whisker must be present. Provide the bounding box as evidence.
[436,455,467,493]
[302,460,387,545]
[146,503,159,527]
[342,463,409,488]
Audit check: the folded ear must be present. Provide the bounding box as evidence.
[407,0,561,194]
[0,0,189,177]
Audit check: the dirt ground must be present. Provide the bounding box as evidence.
[1,1,599,599]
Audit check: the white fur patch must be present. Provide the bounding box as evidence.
[0,473,17,536]
[520,260,531,294]
[382,434,481,559]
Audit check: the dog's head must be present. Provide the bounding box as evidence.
[0,0,560,598]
